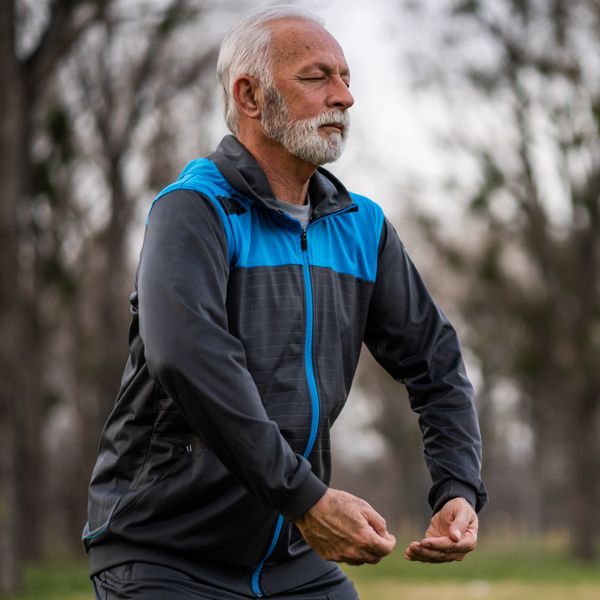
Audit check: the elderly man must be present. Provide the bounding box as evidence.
[83,5,487,599]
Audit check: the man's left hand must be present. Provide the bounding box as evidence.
[404,497,478,563]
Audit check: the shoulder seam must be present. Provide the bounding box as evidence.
[147,188,236,267]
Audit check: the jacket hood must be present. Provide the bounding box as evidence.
[208,135,355,221]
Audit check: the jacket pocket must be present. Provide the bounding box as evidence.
[84,436,189,549]
[110,443,189,523]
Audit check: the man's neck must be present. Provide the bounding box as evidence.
[237,132,314,206]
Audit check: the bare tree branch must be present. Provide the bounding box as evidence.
[117,0,188,150]
[23,0,111,94]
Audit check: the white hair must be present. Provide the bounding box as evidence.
[216,5,325,134]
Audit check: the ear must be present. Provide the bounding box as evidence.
[232,75,263,120]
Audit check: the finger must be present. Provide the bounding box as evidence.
[403,541,424,560]
[362,537,395,557]
[448,505,475,542]
[335,523,394,561]
[363,506,388,537]
[406,547,467,563]
[356,514,396,552]
[362,505,398,554]
[405,538,474,562]
[363,529,396,556]
[341,547,384,565]
[405,542,469,562]
[343,554,380,566]
[421,531,477,553]
[358,550,384,564]
[343,558,365,566]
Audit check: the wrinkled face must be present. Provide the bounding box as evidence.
[261,84,351,166]
[260,19,354,165]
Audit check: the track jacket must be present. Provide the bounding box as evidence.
[83,135,488,597]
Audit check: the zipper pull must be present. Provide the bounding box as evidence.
[301,229,307,251]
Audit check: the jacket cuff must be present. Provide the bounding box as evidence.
[429,479,480,515]
[278,472,328,522]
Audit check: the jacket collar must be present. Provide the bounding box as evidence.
[208,135,355,221]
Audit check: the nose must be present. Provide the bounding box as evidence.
[327,76,354,110]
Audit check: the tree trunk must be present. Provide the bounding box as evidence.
[12,64,46,560]
[0,0,24,593]
[566,392,599,561]
[16,335,45,560]
[0,403,19,596]
[97,161,130,423]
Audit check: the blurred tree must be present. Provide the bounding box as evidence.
[0,0,226,591]
[0,1,111,593]
[352,350,432,533]
[50,0,220,551]
[397,0,600,560]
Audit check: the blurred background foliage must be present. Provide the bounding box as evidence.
[0,0,598,597]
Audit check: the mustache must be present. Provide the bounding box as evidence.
[308,110,351,129]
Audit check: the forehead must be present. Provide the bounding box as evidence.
[268,19,349,74]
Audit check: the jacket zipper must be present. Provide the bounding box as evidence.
[250,515,285,597]
[299,227,320,456]
[250,224,319,598]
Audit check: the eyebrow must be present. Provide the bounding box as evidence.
[298,62,351,78]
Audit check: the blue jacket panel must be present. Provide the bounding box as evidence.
[150,156,384,282]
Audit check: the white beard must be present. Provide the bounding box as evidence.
[261,86,350,166]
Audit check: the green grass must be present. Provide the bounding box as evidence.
[352,581,600,600]
[8,539,600,599]
[7,561,91,600]
[344,538,600,584]
[345,537,600,599]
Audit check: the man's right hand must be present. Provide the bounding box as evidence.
[293,488,396,565]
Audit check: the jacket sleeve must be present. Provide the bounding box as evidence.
[364,217,488,514]
[137,189,327,521]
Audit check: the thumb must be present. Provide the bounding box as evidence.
[449,506,472,542]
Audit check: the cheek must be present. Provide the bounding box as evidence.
[287,93,326,120]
